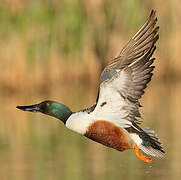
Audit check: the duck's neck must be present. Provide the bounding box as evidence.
[47,102,72,124]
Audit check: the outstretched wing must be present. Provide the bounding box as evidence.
[100,9,158,84]
[92,10,158,128]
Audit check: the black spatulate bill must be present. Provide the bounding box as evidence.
[16,104,40,112]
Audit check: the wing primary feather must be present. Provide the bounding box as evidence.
[135,58,155,72]
[134,35,158,53]
[132,26,159,50]
[106,10,158,71]
[133,10,157,41]
[131,46,156,70]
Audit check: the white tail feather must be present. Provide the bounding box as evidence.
[130,128,165,158]
[139,144,164,158]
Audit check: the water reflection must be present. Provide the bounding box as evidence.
[0,81,180,180]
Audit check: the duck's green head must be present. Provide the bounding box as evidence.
[16,100,72,124]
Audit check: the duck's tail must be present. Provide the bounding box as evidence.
[138,127,165,158]
[128,125,165,162]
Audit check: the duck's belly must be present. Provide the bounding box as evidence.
[84,120,134,151]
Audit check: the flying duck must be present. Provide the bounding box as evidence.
[17,10,164,163]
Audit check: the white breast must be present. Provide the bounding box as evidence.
[66,111,94,135]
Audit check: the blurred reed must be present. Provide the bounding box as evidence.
[0,0,180,95]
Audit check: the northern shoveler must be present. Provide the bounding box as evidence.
[17,10,164,163]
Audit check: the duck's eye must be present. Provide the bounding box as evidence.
[46,102,50,107]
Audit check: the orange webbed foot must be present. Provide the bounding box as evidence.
[134,143,152,163]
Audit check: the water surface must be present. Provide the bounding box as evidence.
[0,82,180,180]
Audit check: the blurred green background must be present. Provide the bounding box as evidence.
[0,0,180,179]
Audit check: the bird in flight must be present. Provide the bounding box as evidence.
[17,10,164,163]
